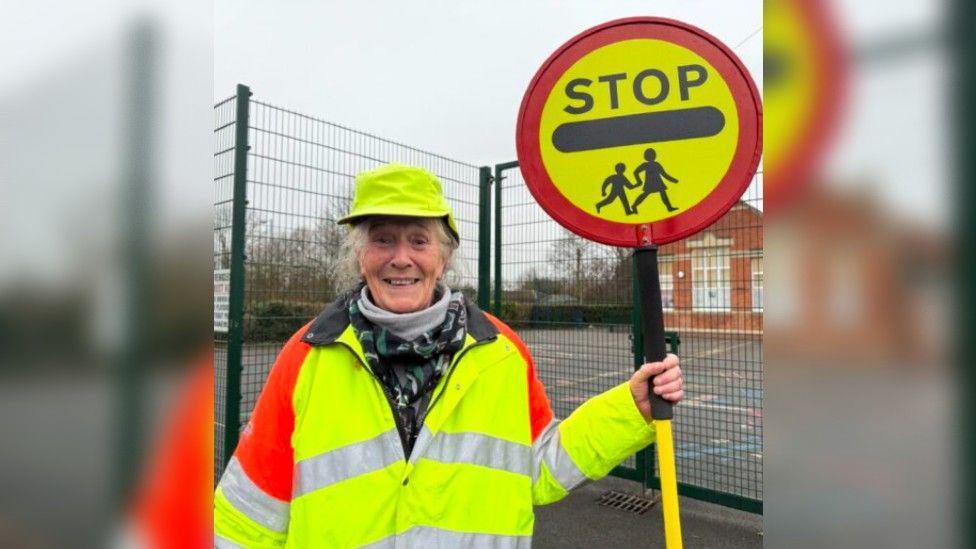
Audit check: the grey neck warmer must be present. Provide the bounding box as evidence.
[358,283,452,340]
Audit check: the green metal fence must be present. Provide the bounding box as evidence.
[214,85,763,513]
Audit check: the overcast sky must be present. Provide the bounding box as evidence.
[214,0,763,166]
[0,0,947,272]
[214,0,949,228]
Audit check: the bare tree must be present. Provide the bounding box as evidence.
[242,196,352,304]
[547,229,632,305]
[213,206,269,270]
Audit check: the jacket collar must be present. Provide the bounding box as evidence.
[301,287,498,346]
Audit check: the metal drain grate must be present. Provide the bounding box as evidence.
[596,490,656,515]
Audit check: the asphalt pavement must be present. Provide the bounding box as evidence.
[533,474,762,549]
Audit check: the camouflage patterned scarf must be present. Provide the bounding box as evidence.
[348,292,467,454]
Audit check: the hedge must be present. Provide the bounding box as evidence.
[243,300,321,342]
[238,300,636,342]
[499,303,633,327]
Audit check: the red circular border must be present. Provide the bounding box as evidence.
[516,17,763,247]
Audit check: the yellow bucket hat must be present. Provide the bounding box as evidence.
[338,164,460,242]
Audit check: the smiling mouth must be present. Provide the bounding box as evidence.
[384,278,420,288]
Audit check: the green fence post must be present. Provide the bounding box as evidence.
[493,164,503,316]
[115,20,154,503]
[223,84,251,471]
[959,0,976,537]
[958,0,976,535]
[478,167,492,310]
[492,162,519,317]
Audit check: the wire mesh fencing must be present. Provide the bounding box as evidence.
[494,163,763,510]
[494,164,637,418]
[213,89,483,479]
[213,93,237,483]
[657,174,763,507]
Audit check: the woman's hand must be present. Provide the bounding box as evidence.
[629,354,683,423]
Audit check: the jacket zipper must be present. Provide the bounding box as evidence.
[416,336,496,430]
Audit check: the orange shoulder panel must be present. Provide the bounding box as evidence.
[133,350,213,549]
[233,321,313,502]
[484,314,554,442]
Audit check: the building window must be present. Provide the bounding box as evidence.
[751,256,763,311]
[659,258,674,310]
[691,246,731,311]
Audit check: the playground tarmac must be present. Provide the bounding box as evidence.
[533,474,763,548]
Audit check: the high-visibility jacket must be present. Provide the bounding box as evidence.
[215,295,655,548]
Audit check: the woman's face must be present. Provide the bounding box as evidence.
[359,218,446,313]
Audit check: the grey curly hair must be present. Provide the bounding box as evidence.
[332,216,460,291]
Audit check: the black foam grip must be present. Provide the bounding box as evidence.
[635,246,673,420]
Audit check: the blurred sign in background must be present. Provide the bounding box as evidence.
[214,269,230,333]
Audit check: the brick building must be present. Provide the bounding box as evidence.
[658,200,763,334]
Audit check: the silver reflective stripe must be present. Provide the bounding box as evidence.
[408,425,434,467]
[294,428,403,498]
[400,526,532,548]
[423,431,531,477]
[218,457,290,532]
[214,534,245,548]
[359,534,396,549]
[532,419,588,490]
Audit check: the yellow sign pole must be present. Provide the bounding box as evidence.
[655,419,683,548]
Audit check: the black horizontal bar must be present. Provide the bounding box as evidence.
[552,106,726,152]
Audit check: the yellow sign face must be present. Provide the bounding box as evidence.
[539,39,740,224]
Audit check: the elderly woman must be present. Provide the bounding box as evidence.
[214,164,683,548]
